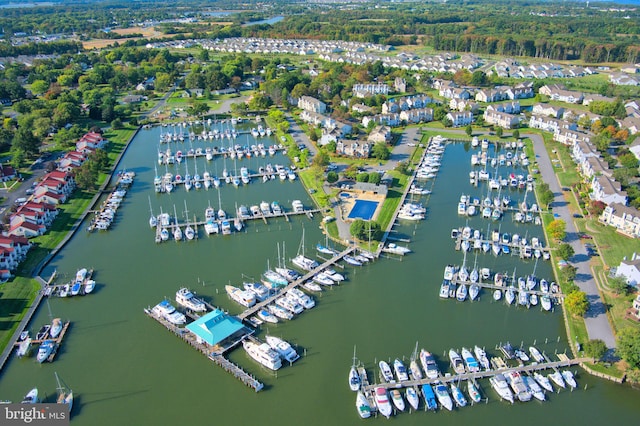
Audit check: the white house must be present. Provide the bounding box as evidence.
[298,96,327,114]
[615,254,640,286]
[600,202,639,237]
[446,111,473,127]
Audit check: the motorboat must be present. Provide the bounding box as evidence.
[275,267,301,283]
[443,264,456,280]
[382,243,411,255]
[257,309,278,324]
[292,255,319,271]
[449,349,466,374]
[406,387,419,411]
[71,281,81,296]
[469,283,480,301]
[50,318,63,339]
[243,282,271,302]
[493,289,502,301]
[505,287,516,305]
[541,295,552,311]
[421,384,438,411]
[242,340,282,371]
[450,382,467,407]
[393,358,409,382]
[489,373,515,403]
[286,288,315,310]
[533,372,554,392]
[16,337,32,357]
[374,387,393,418]
[529,346,545,363]
[500,342,516,359]
[324,269,345,282]
[151,300,186,325]
[265,335,300,363]
[420,349,440,379]
[262,270,288,288]
[343,255,362,266]
[461,347,480,372]
[355,391,371,419]
[514,348,530,362]
[84,279,96,294]
[562,370,577,388]
[268,304,293,320]
[434,382,454,411]
[275,296,303,315]
[467,380,482,403]
[548,371,566,389]
[21,388,38,404]
[175,288,207,312]
[36,340,55,363]
[301,282,323,293]
[379,360,395,383]
[439,280,450,298]
[312,273,334,286]
[390,389,405,412]
[505,370,532,402]
[316,244,336,256]
[523,375,546,401]
[35,324,51,341]
[225,285,256,308]
[473,346,491,371]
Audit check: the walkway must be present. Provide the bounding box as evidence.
[528,133,616,348]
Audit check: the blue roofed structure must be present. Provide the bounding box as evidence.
[186,309,248,347]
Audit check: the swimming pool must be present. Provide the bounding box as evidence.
[347,200,379,221]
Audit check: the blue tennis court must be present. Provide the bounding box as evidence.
[348,200,379,221]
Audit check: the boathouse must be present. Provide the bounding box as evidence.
[186,309,249,350]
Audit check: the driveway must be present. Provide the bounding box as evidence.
[527,133,616,349]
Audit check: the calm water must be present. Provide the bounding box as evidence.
[1,128,639,425]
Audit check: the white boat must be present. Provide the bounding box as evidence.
[456,284,467,302]
[523,375,546,401]
[292,255,319,271]
[562,370,577,388]
[390,389,405,411]
[393,358,409,381]
[379,360,395,383]
[286,288,315,309]
[473,346,491,371]
[439,280,450,298]
[467,380,482,403]
[493,289,502,301]
[37,340,55,363]
[548,371,566,389]
[265,335,300,363]
[55,372,73,412]
[529,346,545,363]
[409,358,423,380]
[355,391,372,419]
[243,282,271,302]
[469,283,480,301]
[405,387,420,410]
[84,279,95,294]
[434,382,454,411]
[533,372,554,392]
[461,347,481,372]
[301,282,323,293]
[275,295,304,315]
[449,349,466,374]
[541,295,552,311]
[324,269,345,282]
[175,288,207,312]
[374,387,393,418]
[256,309,278,324]
[505,370,532,402]
[450,382,467,407]
[349,366,361,392]
[16,337,32,357]
[21,388,38,404]
[443,264,456,280]
[268,304,293,320]
[382,243,412,255]
[242,340,282,370]
[489,373,515,403]
[225,285,256,307]
[312,272,334,286]
[505,287,516,305]
[50,318,63,339]
[343,255,362,266]
[420,349,440,379]
[262,270,288,288]
[151,300,186,325]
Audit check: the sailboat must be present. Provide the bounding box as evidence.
[148,196,157,228]
[55,372,73,413]
[348,346,360,391]
[173,205,182,241]
[409,342,423,380]
[292,228,319,272]
[184,201,195,240]
[216,188,226,221]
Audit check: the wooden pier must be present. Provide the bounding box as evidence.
[361,353,591,392]
[45,269,95,298]
[14,321,71,363]
[144,308,264,392]
[447,277,564,299]
[237,246,356,320]
[453,234,551,259]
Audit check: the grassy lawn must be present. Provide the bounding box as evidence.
[298,167,331,209]
[586,221,640,267]
[0,277,41,352]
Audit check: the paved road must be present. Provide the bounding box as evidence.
[527,133,617,349]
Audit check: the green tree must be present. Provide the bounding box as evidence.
[371,142,390,160]
[538,182,554,208]
[312,150,330,168]
[12,127,40,157]
[368,172,381,185]
[583,339,608,361]
[326,171,339,183]
[608,275,630,295]
[619,152,639,169]
[248,93,271,110]
[75,161,98,189]
[155,72,172,92]
[9,148,25,170]
[465,124,473,137]
[441,116,453,127]
[565,290,589,317]
[557,243,575,260]
[356,173,369,182]
[616,327,640,369]
[349,219,381,241]
[111,118,123,130]
[30,79,49,95]
[495,127,504,138]
[395,161,409,175]
[512,129,520,139]
[547,219,566,241]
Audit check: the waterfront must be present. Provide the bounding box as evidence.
[0,128,639,424]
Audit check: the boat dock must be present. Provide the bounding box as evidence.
[361,353,591,392]
[448,276,564,299]
[237,246,356,320]
[44,269,95,298]
[453,234,551,258]
[143,307,264,392]
[14,321,71,362]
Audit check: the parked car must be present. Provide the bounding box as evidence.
[579,233,593,239]
[14,197,27,206]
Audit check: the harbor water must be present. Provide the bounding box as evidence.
[0,128,639,425]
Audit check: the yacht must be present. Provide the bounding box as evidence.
[379,360,395,383]
[265,335,300,363]
[286,288,315,309]
[420,349,440,379]
[275,267,301,283]
[268,304,293,320]
[355,392,371,419]
[541,295,553,311]
[257,309,278,324]
[175,288,207,312]
[523,375,546,401]
[275,296,304,315]
[490,373,515,403]
[473,346,491,371]
[449,349,466,374]
[390,389,405,412]
[262,270,289,288]
[242,283,270,303]
[225,285,256,308]
[21,388,38,404]
[529,346,545,363]
[324,269,345,282]
[461,347,480,372]
[374,387,393,418]
[393,358,409,381]
[312,272,334,286]
[50,318,63,339]
[548,371,566,389]
[562,370,577,388]
[151,300,186,325]
[439,280,450,298]
[242,340,282,370]
[382,243,412,255]
[36,340,55,363]
[406,387,420,410]
[434,382,454,411]
[533,372,554,392]
[292,255,319,271]
[505,370,532,402]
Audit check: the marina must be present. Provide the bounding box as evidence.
[1,126,638,425]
